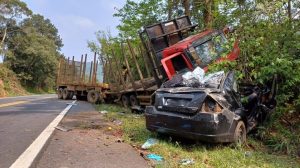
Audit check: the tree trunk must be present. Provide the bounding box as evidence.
[167,0,173,19]
[204,0,213,28]
[287,0,292,21]
[0,27,7,52]
[182,0,190,17]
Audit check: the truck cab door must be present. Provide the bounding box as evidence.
[161,53,193,80]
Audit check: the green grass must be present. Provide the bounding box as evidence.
[96,104,300,168]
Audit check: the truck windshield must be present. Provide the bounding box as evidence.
[194,34,227,67]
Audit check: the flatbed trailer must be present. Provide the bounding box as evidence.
[56,16,197,106]
[56,53,109,103]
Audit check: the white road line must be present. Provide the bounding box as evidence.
[9,100,77,168]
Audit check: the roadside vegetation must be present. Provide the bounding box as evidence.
[0,63,27,97]
[96,104,300,167]
[0,0,63,95]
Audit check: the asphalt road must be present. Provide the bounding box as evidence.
[0,94,74,168]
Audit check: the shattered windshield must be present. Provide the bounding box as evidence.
[194,34,227,67]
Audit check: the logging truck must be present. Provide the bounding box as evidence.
[56,16,199,107]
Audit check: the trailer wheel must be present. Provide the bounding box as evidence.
[121,95,130,108]
[130,95,139,106]
[57,88,63,99]
[87,90,100,104]
[233,121,246,145]
[68,91,74,100]
[62,88,70,100]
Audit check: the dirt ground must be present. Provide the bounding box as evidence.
[36,102,149,168]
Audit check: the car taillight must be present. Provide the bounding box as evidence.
[201,96,223,113]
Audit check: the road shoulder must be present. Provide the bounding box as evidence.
[36,101,149,168]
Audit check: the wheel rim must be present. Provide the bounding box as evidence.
[130,96,138,106]
[237,127,244,144]
[122,96,129,107]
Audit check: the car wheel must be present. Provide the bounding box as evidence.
[87,90,100,104]
[121,95,130,108]
[129,95,139,106]
[57,88,63,99]
[233,121,246,145]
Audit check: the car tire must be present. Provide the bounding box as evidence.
[87,90,100,104]
[57,88,63,99]
[121,95,130,108]
[129,95,139,106]
[233,121,246,145]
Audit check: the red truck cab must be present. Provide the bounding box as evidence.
[160,30,240,79]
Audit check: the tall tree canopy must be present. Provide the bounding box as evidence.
[0,0,32,53]
[4,13,63,89]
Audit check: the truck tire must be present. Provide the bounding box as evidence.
[57,88,63,99]
[68,91,74,100]
[233,121,246,145]
[62,88,70,100]
[121,95,130,108]
[87,90,100,104]
[130,95,139,106]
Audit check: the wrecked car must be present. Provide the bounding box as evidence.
[145,70,277,143]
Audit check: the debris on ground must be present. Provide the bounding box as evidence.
[141,138,158,149]
[107,127,112,131]
[131,105,144,113]
[133,114,142,119]
[179,158,195,165]
[115,138,124,143]
[55,125,71,132]
[100,110,108,114]
[244,151,252,157]
[113,119,123,125]
[117,111,126,115]
[146,154,163,161]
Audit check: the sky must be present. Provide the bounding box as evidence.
[22,0,127,61]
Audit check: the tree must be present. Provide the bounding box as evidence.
[4,14,62,89]
[0,0,32,53]
[21,14,63,50]
[113,0,167,39]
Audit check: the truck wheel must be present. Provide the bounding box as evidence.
[57,88,63,99]
[67,91,74,100]
[87,90,100,104]
[62,88,70,100]
[233,121,246,145]
[121,95,130,108]
[130,95,139,106]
